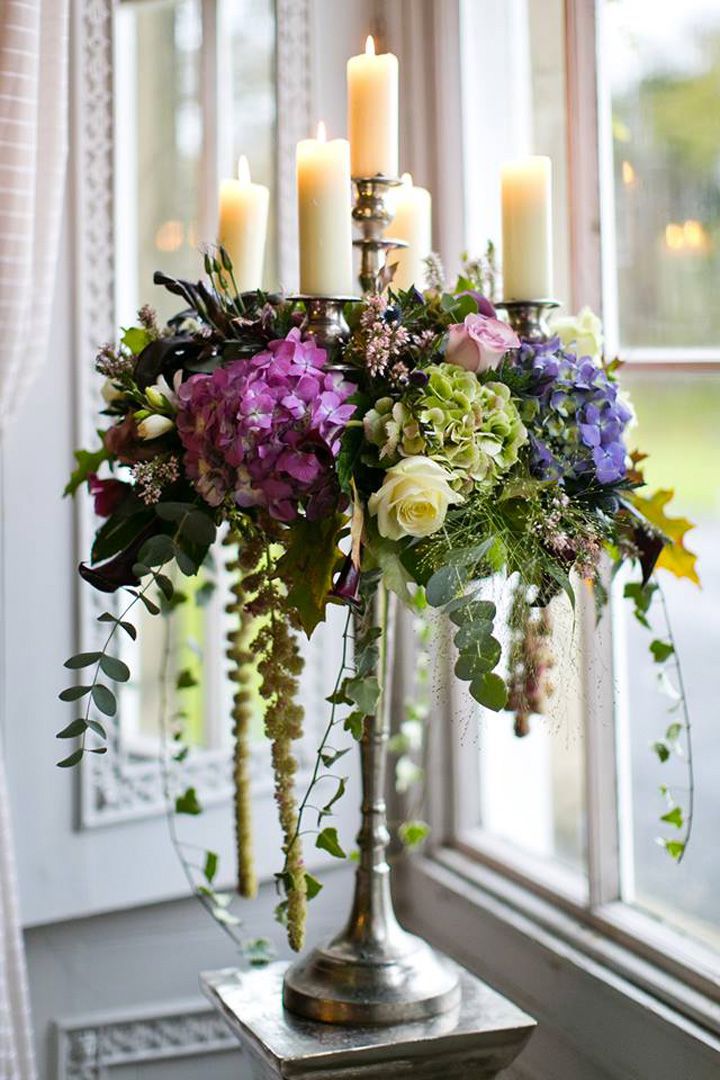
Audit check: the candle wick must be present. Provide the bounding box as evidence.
[365,34,375,56]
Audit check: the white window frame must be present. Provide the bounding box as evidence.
[395,0,720,1063]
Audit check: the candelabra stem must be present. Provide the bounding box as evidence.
[282,586,460,1025]
[352,176,407,295]
[494,299,560,343]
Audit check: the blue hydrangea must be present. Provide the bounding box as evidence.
[515,337,631,487]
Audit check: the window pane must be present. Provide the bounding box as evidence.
[474,581,586,878]
[600,0,720,349]
[618,370,720,949]
[459,0,585,881]
[115,0,206,325]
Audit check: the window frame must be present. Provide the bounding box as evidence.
[402,0,720,1044]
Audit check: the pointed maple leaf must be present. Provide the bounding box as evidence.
[629,488,700,586]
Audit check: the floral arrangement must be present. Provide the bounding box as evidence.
[59,251,698,952]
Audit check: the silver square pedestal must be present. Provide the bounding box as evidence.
[201,960,535,1079]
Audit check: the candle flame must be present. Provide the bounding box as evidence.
[365,34,375,55]
[316,120,327,143]
[621,160,636,187]
[401,172,413,187]
[238,155,251,185]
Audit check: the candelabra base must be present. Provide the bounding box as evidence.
[282,926,461,1025]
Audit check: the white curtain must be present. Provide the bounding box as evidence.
[0,1,70,1076]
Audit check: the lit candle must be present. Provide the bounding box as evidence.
[347,35,399,178]
[297,122,355,296]
[386,173,432,291]
[218,156,269,292]
[501,156,553,299]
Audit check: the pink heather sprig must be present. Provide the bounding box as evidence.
[357,294,411,380]
[177,329,355,522]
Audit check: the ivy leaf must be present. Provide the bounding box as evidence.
[59,685,92,702]
[665,722,682,743]
[661,806,684,829]
[204,851,219,883]
[652,740,670,763]
[91,684,117,716]
[305,872,323,900]
[56,718,87,739]
[99,655,130,682]
[64,443,110,497]
[320,777,347,819]
[276,512,347,636]
[630,489,699,585]
[650,640,674,663]
[64,652,102,670]
[245,938,274,967]
[316,827,346,859]
[176,668,199,690]
[343,675,380,715]
[57,748,84,768]
[344,711,364,740]
[469,672,508,711]
[175,787,202,815]
[320,747,350,768]
[398,820,430,848]
[663,839,686,861]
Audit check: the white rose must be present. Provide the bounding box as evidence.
[368,456,463,541]
[551,306,603,361]
[137,414,174,441]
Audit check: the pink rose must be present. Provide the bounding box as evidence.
[445,313,520,373]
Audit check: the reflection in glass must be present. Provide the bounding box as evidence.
[618,371,720,949]
[601,0,720,348]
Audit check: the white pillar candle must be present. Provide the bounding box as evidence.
[347,35,399,178]
[297,122,355,296]
[501,155,553,299]
[386,173,432,291]
[218,156,270,292]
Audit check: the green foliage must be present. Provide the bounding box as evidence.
[276,512,347,635]
[175,787,202,815]
[64,441,110,497]
[316,826,345,859]
[304,872,323,899]
[650,639,674,663]
[121,326,152,355]
[203,851,218,883]
[398,820,430,848]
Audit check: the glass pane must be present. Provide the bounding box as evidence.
[115,0,206,326]
[459,0,585,880]
[472,578,586,878]
[461,0,572,308]
[618,369,720,949]
[600,0,720,349]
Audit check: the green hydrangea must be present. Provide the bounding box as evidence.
[363,363,527,489]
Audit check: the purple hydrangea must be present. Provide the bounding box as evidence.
[516,337,631,487]
[177,329,355,521]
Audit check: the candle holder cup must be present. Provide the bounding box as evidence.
[494,298,560,344]
[352,175,408,294]
[288,295,360,352]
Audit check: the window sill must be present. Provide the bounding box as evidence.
[396,848,720,1080]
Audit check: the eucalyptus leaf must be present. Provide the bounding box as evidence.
[91,683,117,716]
[57,749,84,768]
[64,652,102,670]
[99,655,130,682]
[56,718,88,739]
[59,685,92,702]
[469,672,508,711]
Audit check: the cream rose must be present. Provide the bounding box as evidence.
[368,456,463,541]
[551,306,603,362]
